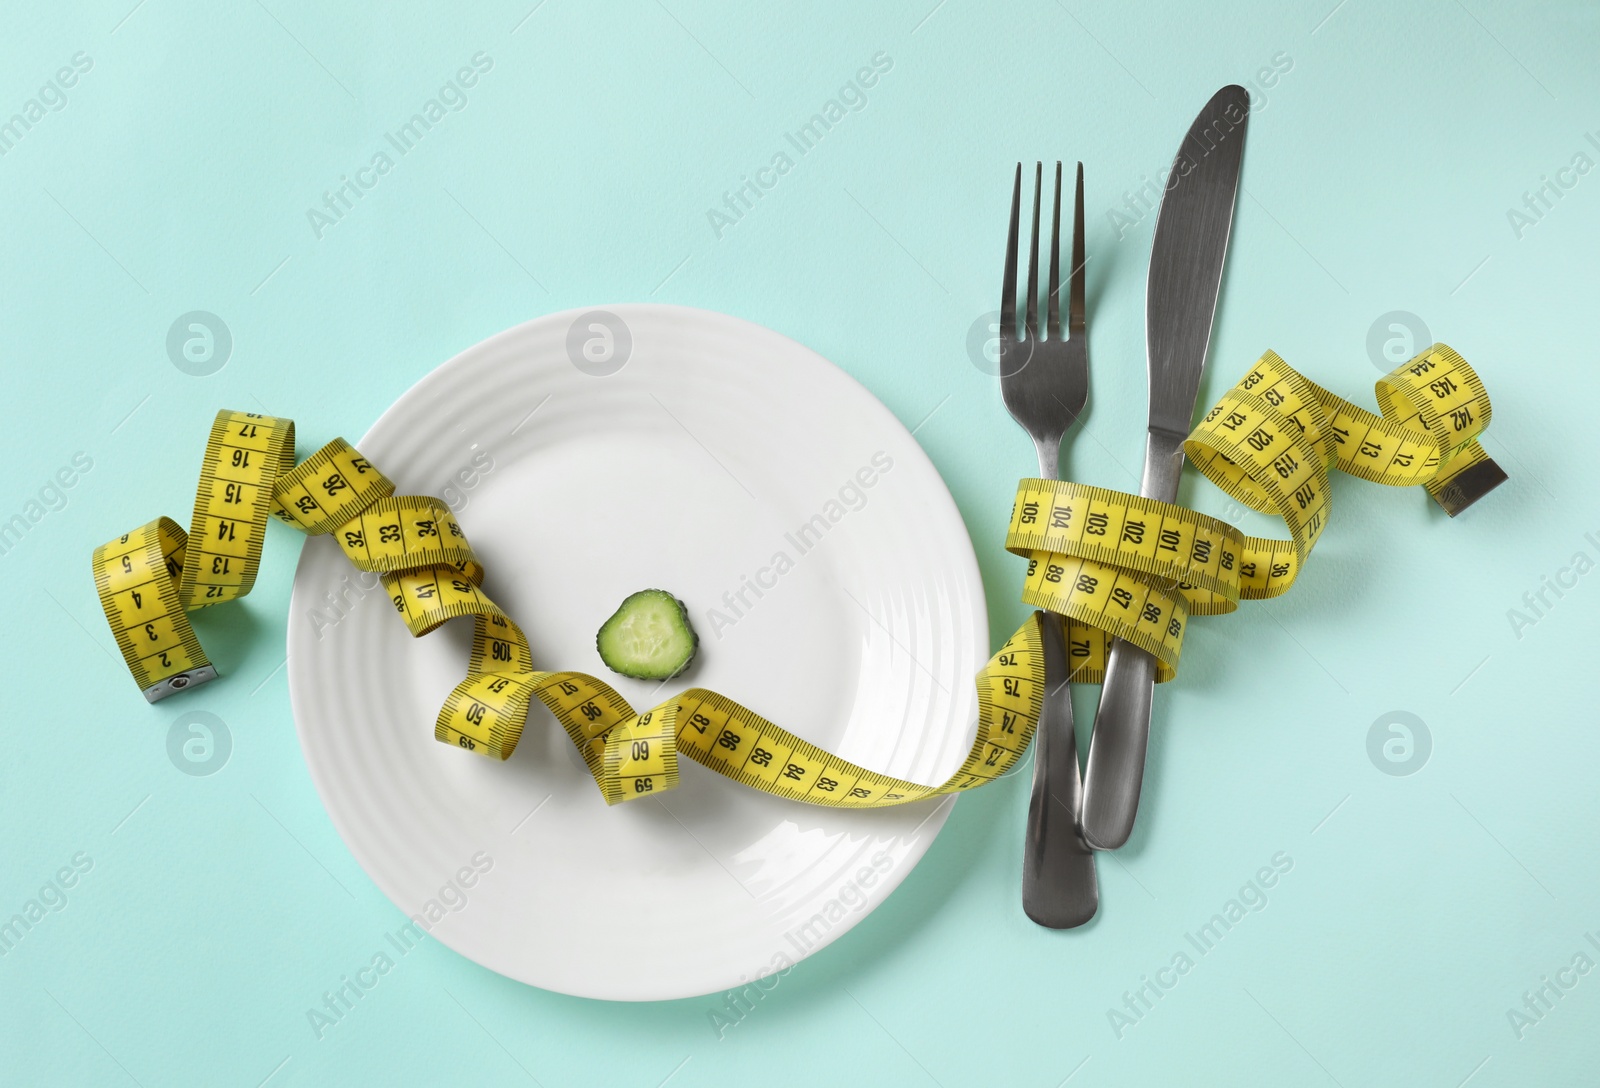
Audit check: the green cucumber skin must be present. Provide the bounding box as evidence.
[596,589,699,681]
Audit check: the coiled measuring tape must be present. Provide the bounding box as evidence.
[1009,343,1504,681]
[93,343,1501,806]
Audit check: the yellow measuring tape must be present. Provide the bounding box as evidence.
[93,343,1501,806]
[1009,343,1503,681]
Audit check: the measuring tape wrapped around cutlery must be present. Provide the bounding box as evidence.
[93,343,1502,807]
[1009,343,1504,681]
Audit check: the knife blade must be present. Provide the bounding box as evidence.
[1079,84,1250,850]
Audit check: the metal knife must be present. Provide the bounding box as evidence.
[1079,85,1250,850]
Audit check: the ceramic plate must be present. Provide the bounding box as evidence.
[287,304,987,1000]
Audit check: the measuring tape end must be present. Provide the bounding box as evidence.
[1430,458,1508,517]
[142,665,219,703]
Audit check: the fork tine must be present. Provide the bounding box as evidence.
[1069,161,1086,335]
[1025,162,1042,338]
[1047,162,1062,339]
[1001,164,1021,336]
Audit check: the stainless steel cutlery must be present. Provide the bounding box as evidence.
[999,87,1249,924]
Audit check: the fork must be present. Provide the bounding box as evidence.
[999,161,1097,929]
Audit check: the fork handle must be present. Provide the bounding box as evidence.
[1031,436,1060,482]
[1080,428,1187,849]
[1021,609,1098,927]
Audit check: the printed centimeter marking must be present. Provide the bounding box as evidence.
[92,521,207,690]
[181,412,293,606]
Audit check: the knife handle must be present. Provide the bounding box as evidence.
[1080,638,1155,848]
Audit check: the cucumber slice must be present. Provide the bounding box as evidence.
[596,589,699,681]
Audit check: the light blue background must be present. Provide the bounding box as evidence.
[3,0,1598,1084]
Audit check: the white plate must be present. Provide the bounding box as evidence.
[288,304,987,1000]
